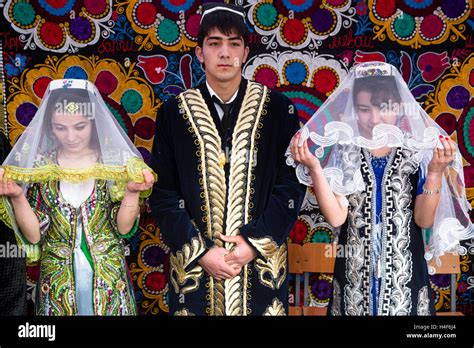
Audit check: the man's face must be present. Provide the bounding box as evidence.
[196,28,249,85]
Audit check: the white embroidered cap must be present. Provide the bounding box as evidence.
[201,3,245,23]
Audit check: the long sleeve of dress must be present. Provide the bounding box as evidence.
[27,183,50,239]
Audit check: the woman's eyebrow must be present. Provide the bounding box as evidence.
[52,121,87,127]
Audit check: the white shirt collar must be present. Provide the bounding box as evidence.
[206,81,239,105]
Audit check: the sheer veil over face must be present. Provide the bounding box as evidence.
[286,61,473,268]
[49,90,96,160]
[0,79,156,263]
[51,112,94,156]
[2,79,154,192]
[353,76,401,139]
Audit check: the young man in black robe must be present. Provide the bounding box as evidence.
[0,131,27,315]
[150,3,306,316]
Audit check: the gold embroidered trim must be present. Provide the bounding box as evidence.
[169,235,206,295]
[1,157,155,184]
[179,82,268,315]
[248,237,279,258]
[174,308,195,316]
[249,236,287,290]
[179,89,228,315]
[179,90,226,243]
[2,157,155,202]
[263,298,286,316]
[224,82,268,315]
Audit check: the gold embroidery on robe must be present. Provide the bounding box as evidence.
[249,237,287,290]
[263,298,286,316]
[169,235,206,295]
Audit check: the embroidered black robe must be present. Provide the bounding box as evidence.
[329,147,436,316]
[150,79,305,315]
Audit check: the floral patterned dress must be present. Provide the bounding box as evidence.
[28,154,138,316]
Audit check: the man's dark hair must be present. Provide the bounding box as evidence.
[198,10,250,47]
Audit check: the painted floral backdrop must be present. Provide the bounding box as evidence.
[0,0,472,315]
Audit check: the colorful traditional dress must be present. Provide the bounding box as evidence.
[288,62,472,316]
[0,79,154,316]
[29,152,138,316]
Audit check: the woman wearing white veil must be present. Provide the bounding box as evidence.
[0,79,155,315]
[288,62,473,316]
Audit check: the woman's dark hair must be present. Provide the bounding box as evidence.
[44,89,99,149]
[197,10,250,47]
[352,76,401,106]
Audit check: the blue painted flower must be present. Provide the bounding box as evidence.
[281,0,313,13]
[355,0,368,16]
[404,0,434,9]
[285,61,308,85]
[38,0,75,16]
[5,53,29,78]
[161,0,194,13]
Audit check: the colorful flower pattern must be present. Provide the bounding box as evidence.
[369,0,471,48]
[3,0,115,53]
[115,0,201,51]
[246,0,357,49]
[1,0,473,315]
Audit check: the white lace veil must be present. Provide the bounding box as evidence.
[0,79,155,263]
[1,79,154,195]
[286,61,473,269]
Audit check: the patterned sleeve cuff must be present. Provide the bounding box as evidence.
[184,233,211,272]
[170,235,207,294]
[247,236,287,290]
[117,215,140,239]
[247,236,279,259]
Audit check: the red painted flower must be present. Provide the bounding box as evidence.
[137,55,168,84]
[355,0,368,16]
[417,51,450,83]
[144,271,166,292]
[111,10,119,22]
[290,219,308,245]
[354,50,386,64]
[458,281,468,292]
